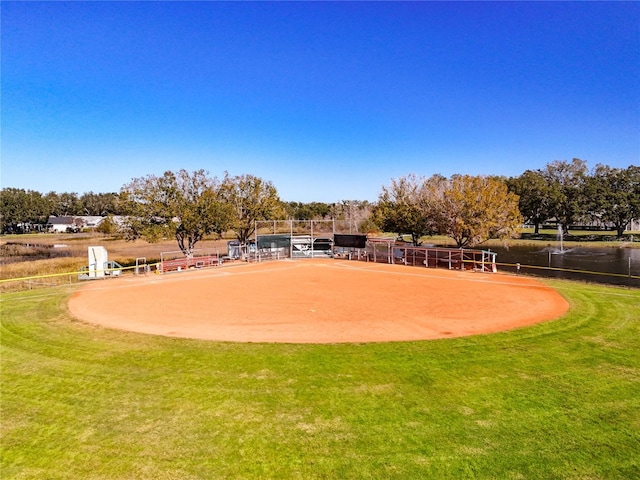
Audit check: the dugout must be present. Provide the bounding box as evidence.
[252,219,339,261]
[255,234,291,260]
[334,234,367,259]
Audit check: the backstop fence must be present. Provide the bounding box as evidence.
[249,221,497,273]
[250,219,343,261]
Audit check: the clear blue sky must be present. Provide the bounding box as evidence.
[2,1,639,202]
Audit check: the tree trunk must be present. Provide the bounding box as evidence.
[176,231,196,259]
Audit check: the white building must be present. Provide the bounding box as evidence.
[47,216,106,233]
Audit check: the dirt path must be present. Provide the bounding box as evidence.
[68,260,569,343]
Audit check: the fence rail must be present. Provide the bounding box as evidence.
[0,263,159,291]
[1,256,638,292]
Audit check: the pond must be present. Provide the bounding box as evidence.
[486,244,640,287]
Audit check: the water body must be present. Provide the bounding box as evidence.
[486,244,640,287]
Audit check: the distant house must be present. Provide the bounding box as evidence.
[81,216,106,229]
[47,216,106,233]
[47,216,79,233]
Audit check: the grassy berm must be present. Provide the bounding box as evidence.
[1,274,639,478]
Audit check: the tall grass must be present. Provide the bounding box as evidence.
[1,280,638,479]
[0,234,228,288]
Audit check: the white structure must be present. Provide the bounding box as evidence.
[47,216,107,233]
[88,246,108,279]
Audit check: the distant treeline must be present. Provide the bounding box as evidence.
[505,159,639,237]
[0,187,372,235]
[2,159,639,238]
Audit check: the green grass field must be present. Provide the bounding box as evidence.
[1,281,639,479]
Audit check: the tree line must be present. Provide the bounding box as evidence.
[0,190,127,232]
[0,177,370,234]
[507,159,640,237]
[374,174,522,248]
[0,170,373,256]
[375,159,640,247]
[1,159,638,255]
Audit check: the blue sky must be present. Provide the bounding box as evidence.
[2,1,639,202]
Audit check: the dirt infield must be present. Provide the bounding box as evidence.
[68,260,570,343]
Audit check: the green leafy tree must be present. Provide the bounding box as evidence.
[373,174,436,245]
[507,170,554,234]
[586,164,640,237]
[283,202,306,219]
[95,215,119,235]
[79,192,123,215]
[45,191,82,216]
[219,173,283,244]
[308,202,332,219]
[121,169,234,257]
[430,175,523,248]
[543,158,589,233]
[0,188,49,233]
[282,201,331,221]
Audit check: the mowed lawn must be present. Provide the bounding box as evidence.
[1,280,639,479]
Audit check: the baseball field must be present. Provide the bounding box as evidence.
[2,260,639,479]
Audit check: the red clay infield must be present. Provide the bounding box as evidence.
[68,260,569,343]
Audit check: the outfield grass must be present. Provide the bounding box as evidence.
[1,281,639,479]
